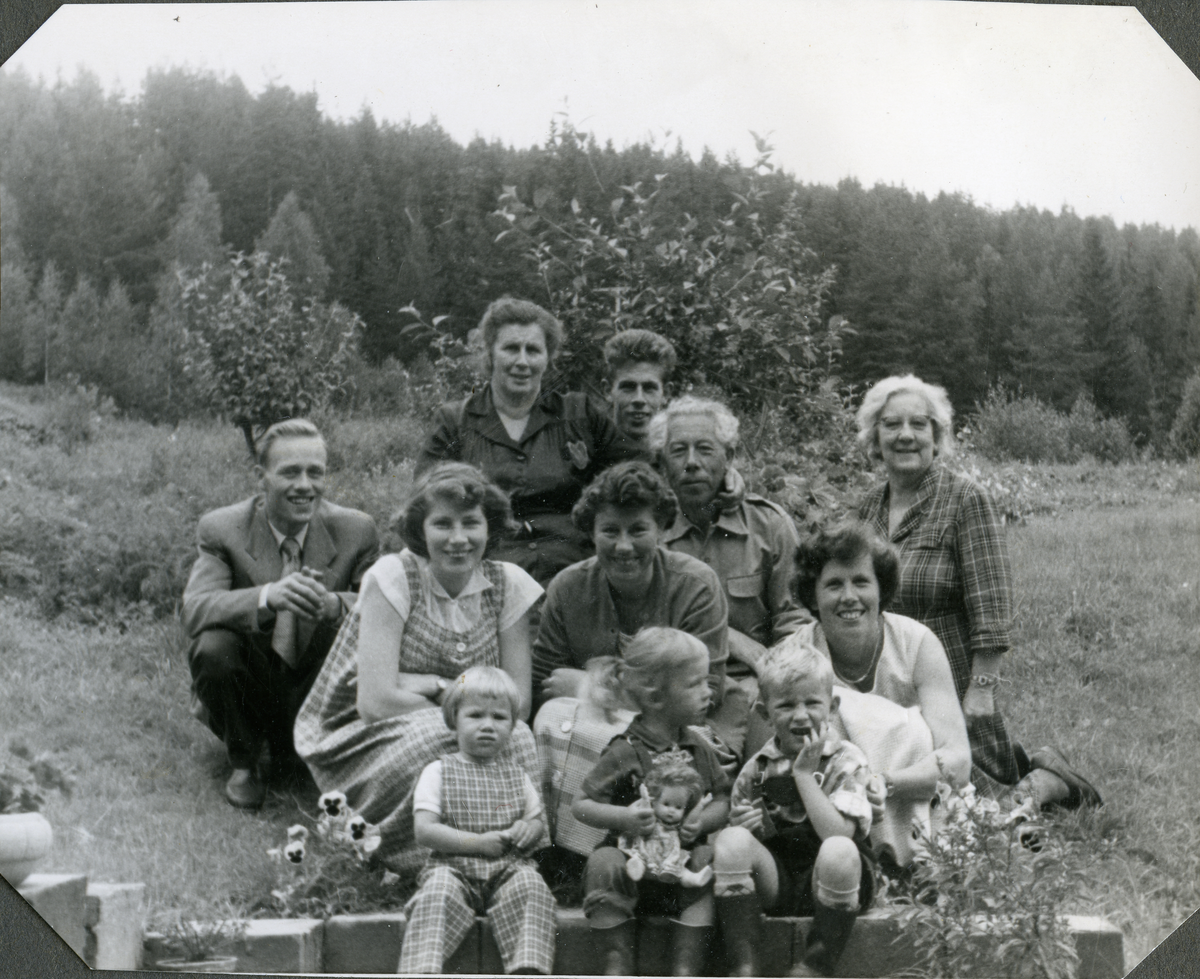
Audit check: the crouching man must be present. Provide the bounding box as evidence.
[182,419,378,809]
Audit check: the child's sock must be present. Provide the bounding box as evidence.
[714,869,755,897]
[815,880,860,911]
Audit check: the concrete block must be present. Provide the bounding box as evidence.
[830,910,922,978]
[84,882,144,970]
[550,908,594,976]
[442,918,481,974]
[235,917,324,974]
[323,912,406,974]
[17,872,87,959]
[757,914,798,977]
[1067,914,1125,979]
[635,915,671,976]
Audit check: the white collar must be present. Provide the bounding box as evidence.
[267,519,308,550]
[411,552,493,601]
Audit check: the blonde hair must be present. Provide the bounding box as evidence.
[587,627,708,715]
[855,374,956,462]
[442,666,522,730]
[758,643,835,705]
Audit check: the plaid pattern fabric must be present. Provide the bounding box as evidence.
[860,467,1013,695]
[731,736,873,843]
[533,697,634,856]
[860,467,1021,784]
[395,551,505,675]
[294,553,539,873]
[437,755,529,880]
[399,862,556,974]
[966,711,1021,791]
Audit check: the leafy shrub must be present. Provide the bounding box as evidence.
[42,376,117,452]
[967,387,1076,464]
[181,252,363,457]
[491,126,851,426]
[893,783,1088,978]
[969,387,1133,465]
[1065,394,1134,463]
[1168,370,1200,459]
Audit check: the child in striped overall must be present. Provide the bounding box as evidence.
[399,666,556,974]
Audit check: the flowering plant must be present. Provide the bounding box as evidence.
[0,743,74,814]
[261,792,406,918]
[891,782,1088,978]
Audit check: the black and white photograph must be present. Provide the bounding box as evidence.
[1,1,1198,976]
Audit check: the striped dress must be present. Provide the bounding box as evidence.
[294,551,541,873]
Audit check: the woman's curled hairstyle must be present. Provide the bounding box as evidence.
[478,297,564,369]
[393,462,517,559]
[571,460,678,537]
[794,519,900,615]
[855,374,956,462]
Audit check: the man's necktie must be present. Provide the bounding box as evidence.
[271,537,302,668]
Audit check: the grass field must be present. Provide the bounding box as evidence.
[2,383,1198,973]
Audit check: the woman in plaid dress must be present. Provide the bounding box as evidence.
[294,463,545,873]
[853,375,1100,807]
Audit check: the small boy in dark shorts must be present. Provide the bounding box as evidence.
[712,643,875,977]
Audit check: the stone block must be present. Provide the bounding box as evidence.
[1067,914,1125,979]
[830,910,921,978]
[323,912,406,974]
[84,882,145,970]
[17,872,87,959]
[235,917,323,974]
[635,915,671,976]
[550,908,594,976]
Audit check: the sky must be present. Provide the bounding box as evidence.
[4,0,1200,232]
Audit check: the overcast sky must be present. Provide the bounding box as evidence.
[5,1,1200,232]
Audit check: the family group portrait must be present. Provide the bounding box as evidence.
[1,1,1198,977]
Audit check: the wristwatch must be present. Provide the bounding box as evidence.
[971,674,1000,688]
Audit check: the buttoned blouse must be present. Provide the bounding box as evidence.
[361,550,543,635]
[416,384,632,542]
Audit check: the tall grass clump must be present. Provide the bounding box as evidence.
[969,387,1134,464]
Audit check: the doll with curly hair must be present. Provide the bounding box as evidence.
[618,749,714,887]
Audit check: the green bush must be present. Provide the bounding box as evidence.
[968,387,1133,464]
[967,387,1076,464]
[1168,370,1200,459]
[1066,393,1135,463]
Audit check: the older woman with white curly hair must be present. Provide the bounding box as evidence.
[854,375,1100,809]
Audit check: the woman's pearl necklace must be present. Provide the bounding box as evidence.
[833,630,884,687]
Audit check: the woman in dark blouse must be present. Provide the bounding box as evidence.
[416,297,629,585]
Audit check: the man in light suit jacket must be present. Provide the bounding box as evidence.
[182,418,378,808]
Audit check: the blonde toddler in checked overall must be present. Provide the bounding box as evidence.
[398,666,556,974]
